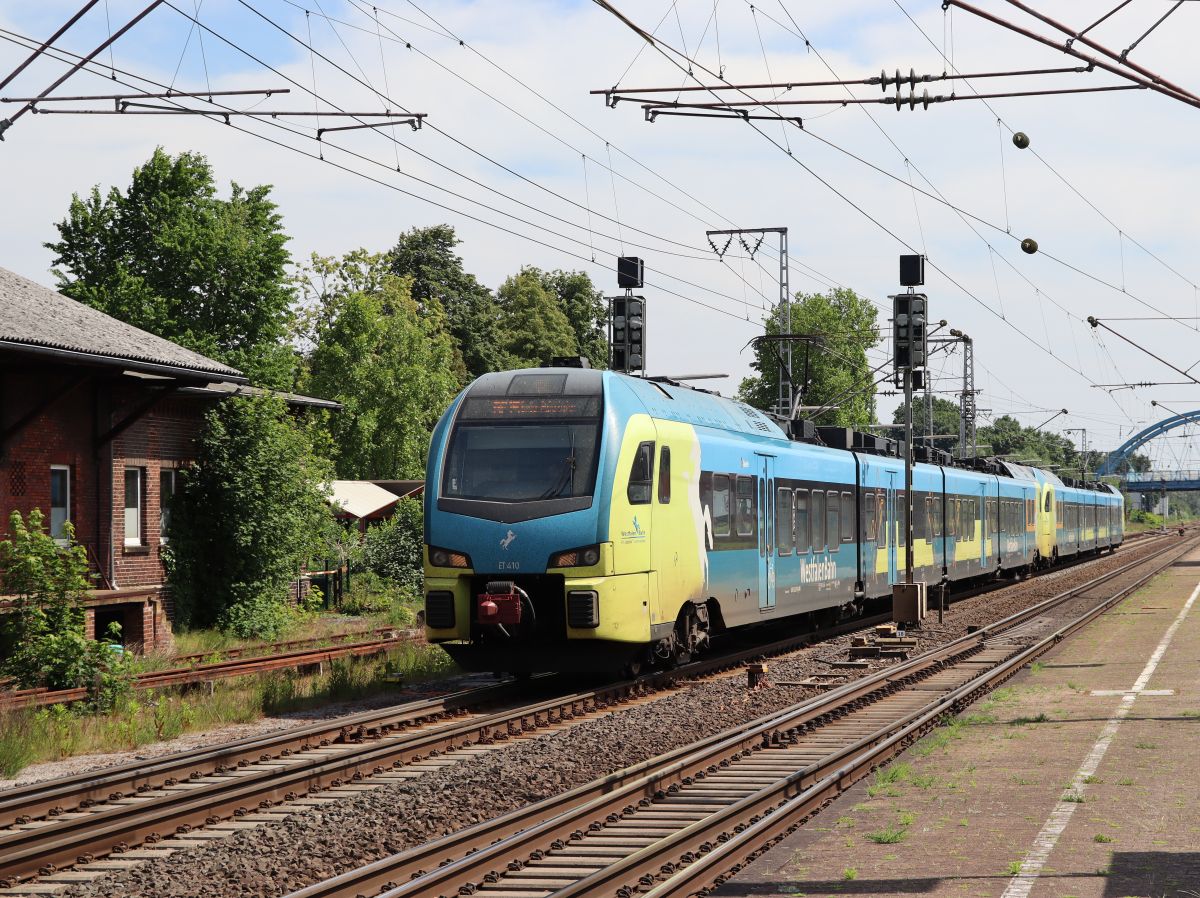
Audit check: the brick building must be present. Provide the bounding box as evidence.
[0,267,336,651]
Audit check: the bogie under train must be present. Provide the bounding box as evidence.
[423,366,1122,673]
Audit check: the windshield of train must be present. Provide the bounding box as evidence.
[442,392,602,503]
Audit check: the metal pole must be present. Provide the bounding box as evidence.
[904,366,915,585]
[779,229,792,419]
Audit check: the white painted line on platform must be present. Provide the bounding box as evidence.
[1000,576,1199,898]
[1089,688,1175,696]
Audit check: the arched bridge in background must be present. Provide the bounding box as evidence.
[1096,409,1200,491]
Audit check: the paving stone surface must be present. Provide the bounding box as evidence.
[715,550,1200,898]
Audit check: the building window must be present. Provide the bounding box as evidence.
[124,467,143,546]
[50,465,71,544]
[159,469,177,541]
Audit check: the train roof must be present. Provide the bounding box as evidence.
[496,366,1119,495]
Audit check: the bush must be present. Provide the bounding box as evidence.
[164,394,333,639]
[361,499,424,594]
[339,571,399,615]
[0,510,132,709]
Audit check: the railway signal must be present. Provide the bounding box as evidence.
[892,255,930,627]
[610,293,646,374]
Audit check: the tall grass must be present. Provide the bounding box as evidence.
[0,643,457,780]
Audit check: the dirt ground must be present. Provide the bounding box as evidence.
[715,552,1200,898]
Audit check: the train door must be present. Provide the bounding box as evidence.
[886,472,899,585]
[756,454,777,611]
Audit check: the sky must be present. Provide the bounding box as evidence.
[2,0,1200,472]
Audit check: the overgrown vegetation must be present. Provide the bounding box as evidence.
[0,511,131,710]
[0,645,455,779]
[360,499,424,597]
[164,393,332,639]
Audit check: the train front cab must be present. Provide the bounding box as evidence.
[422,369,717,672]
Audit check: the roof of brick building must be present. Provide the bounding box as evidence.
[0,266,244,381]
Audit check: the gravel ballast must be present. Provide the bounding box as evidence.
[55,538,1178,898]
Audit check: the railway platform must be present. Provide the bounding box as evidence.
[715,547,1200,898]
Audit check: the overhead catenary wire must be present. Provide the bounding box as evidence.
[739,0,1188,333]
[0,27,775,335]
[891,0,1200,307]
[590,0,1112,396]
[366,0,854,295]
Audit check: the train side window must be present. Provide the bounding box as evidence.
[865,492,877,542]
[924,496,934,542]
[811,489,826,550]
[712,475,731,537]
[735,477,756,537]
[776,488,793,554]
[827,491,840,549]
[877,494,887,545]
[658,447,671,504]
[932,496,943,538]
[897,495,907,547]
[794,490,810,552]
[627,441,655,505]
[841,492,854,542]
[1044,491,1052,513]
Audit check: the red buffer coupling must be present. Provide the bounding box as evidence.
[477,582,523,626]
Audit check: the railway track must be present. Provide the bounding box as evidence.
[279,531,1199,898]
[0,532,1182,894]
[0,630,416,711]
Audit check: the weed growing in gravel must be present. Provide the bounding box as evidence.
[1182,710,1200,718]
[866,825,908,844]
[835,815,855,828]
[1117,777,1135,786]
[911,774,937,789]
[897,810,917,827]
[867,763,910,797]
[1094,833,1115,843]
[1134,741,1158,750]
[1012,713,1051,725]
[842,867,858,881]
[1029,661,1045,674]
[1012,774,1037,785]
[1007,861,1024,875]
[1063,791,1086,803]
[0,714,36,777]
[958,818,970,827]
[1082,774,1104,784]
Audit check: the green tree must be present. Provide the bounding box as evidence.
[535,269,608,369]
[361,499,424,597]
[46,147,294,387]
[892,397,962,451]
[739,288,879,427]
[497,268,579,367]
[165,394,332,638]
[0,510,129,705]
[300,251,460,480]
[388,225,505,380]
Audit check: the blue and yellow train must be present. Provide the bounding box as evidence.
[423,366,1123,673]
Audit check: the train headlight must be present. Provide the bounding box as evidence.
[428,546,471,569]
[548,545,602,568]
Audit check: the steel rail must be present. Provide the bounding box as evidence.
[0,528,1166,823]
[0,612,902,884]
[0,633,416,711]
[634,538,1195,898]
[0,531,1172,890]
[281,533,1193,898]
